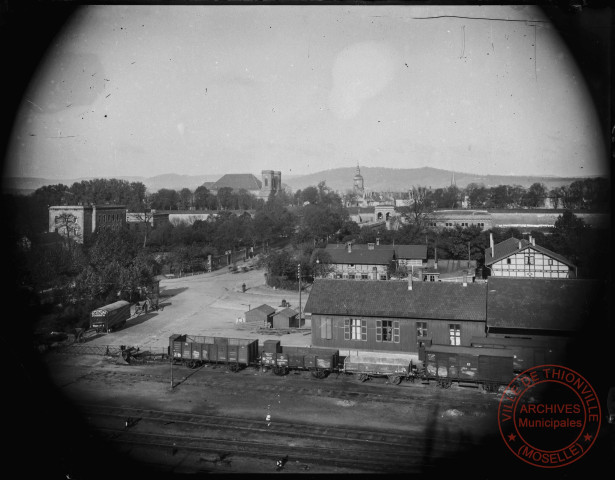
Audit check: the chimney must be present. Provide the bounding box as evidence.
[408,276,413,290]
[532,237,535,246]
[489,233,494,256]
[518,240,522,249]
[376,237,380,246]
[347,242,352,253]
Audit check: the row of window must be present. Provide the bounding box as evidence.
[334,274,388,280]
[432,222,486,228]
[97,213,123,223]
[504,257,554,266]
[320,318,461,346]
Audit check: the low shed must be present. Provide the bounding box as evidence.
[244,304,276,327]
[272,307,299,329]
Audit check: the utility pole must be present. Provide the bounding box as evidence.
[297,263,301,323]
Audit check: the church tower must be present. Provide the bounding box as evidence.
[353,164,364,196]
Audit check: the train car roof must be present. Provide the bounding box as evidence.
[425,344,514,357]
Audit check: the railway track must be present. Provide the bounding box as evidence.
[79,404,472,473]
[75,366,497,413]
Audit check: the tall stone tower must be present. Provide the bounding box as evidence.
[260,170,282,199]
[353,164,364,196]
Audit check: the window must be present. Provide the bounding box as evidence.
[361,274,368,280]
[526,255,534,265]
[344,318,366,341]
[548,259,553,266]
[348,274,355,280]
[449,324,461,346]
[335,274,343,279]
[379,275,387,280]
[506,258,511,264]
[320,317,332,340]
[376,320,400,343]
[417,322,428,338]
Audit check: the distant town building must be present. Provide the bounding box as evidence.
[48,204,126,244]
[485,234,576,278]
[205,170,281,200]
[126,210,170,230]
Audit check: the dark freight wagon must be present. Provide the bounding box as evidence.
[470,336,568,372]
[170,334,259,371]
[261,341,340,378]
[90,300,131,333]
[423,344,514,391]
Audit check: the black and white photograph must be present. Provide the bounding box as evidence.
[1,2,612,477]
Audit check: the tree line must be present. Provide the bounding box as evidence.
[343,177,610,211]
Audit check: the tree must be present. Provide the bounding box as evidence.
[465,183,489,209]
[178,188,193,210]
[522,182,547,208]
[54,212,83,247]
[151,189,180,210]
[193,186,214,210]
[404,186,433,229]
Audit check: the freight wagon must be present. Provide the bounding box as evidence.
[470,336,568,372]
[260,340,340,378]
[90,300,131,333]
[421,344,514,391]
[170,334,259,371]
[343,352,417,385]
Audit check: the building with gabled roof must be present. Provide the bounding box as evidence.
[244,304,276,327]
[205,170,281,200]
[304,278,487,355]
[272,307,300,329]
[485,234,576,278]
[319,243,395,280]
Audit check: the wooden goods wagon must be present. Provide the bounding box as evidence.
[169,334,259,371]
[343,352,416,385]
[423,344,514,391]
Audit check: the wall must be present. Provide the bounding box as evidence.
[311,314,486,353]
[491,251,573,278]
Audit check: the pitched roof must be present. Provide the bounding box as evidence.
[485,237,575,267]
[320,247,395,265]
[211,174,262,191]
[325,243,427,260]
[346,207,375,214]
[249,304,276,315]
[486,277,603,331]
[273,307,297,318]
[395,245,427,259]
[304,279,487,321]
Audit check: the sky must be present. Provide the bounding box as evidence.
[4,4,609,180]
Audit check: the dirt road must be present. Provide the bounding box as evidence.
[86,265,313,350]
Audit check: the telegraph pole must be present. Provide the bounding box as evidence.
[297,263,301,323]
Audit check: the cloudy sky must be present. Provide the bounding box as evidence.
[4,4,609,180]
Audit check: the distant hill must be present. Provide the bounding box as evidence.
[2,167,601,196]
[283,166,598,192]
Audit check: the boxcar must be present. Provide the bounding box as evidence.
[343,352,417,385]
[170,334,259,371]
[423,345,514,391]
[90,300,131,333]
[470,336,568,372]
[262,345,340,378]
